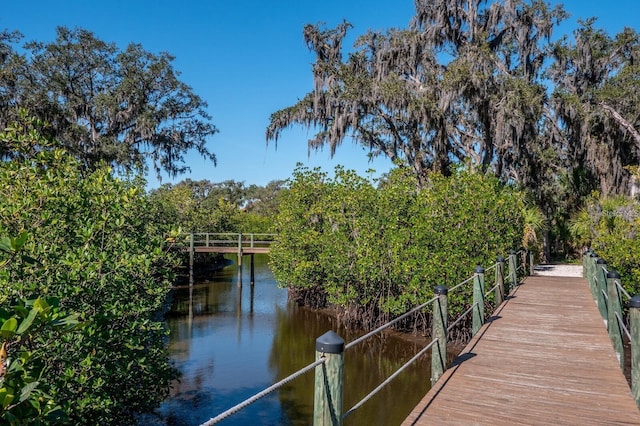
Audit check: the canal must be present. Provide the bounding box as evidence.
[150,254,432,425]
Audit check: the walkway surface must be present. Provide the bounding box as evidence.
[403,268,640,425]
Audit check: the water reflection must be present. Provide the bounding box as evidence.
[151,254,433,425]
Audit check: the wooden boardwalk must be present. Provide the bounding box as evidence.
[403,275,640,425]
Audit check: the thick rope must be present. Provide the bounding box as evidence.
[200,357,326,425]
[342,338,439,420]
[616,311,632,342]
[345,296,438,350]
[616,280,631,300]
[448,303,476,333]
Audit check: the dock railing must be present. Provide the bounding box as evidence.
[174,232,276,285]
[184,232,276,250]
[199,249,530,425]
[584,250,640,408]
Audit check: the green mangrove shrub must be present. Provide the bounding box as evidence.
[271,166,524,329]
[0,148,178,424]
[571,194,640,295]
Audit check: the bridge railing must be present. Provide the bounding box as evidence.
[584,250,640,409]
[199,249,528,425]
[185,232,276,249]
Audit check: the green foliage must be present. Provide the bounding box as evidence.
[271,165,524,327]
[571,195,640,295]
[0,108,59,162]
[0,296,81,425]
[0,26,217,178]
[267,1,567,190]
[0,147,178,424]
[267,2,640,260]
[148,178,281,234]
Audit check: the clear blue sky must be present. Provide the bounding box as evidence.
[1,1,638,189]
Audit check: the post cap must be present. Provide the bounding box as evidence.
[496,256,504,263]
[606,270,620,279]
[434,285,448,295]
[509,250,516,255]
[475,266,485,274]
[316,330,344,354]
[590,252,597,257]
[630,296,640,309]
[596,258,606,265]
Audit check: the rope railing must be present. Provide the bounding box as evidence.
[448,275,476,293]
[340,254,520,422]
[200,357,326,425]
[615,311,632,342]
[197,250,523,425]
[343,260,512,420]
[616,279,632,301]
[448,304,476,333]
[485,282,500,299]
[484,263,498,272]
[342,338,440,420]
[345,296,438,351]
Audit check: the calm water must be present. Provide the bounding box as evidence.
[148,254,432,425]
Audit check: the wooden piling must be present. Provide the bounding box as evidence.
[496,256,505,305]
[189,232,194,286]
[508,250,517,289]
[587,253,598,297]
[237,233,243,288]
[595,259,608,320]
[250,253,255,286]
[314,331,344,426]
[472,266,485,336]
[606,270,624,369]
[432,286,448,386]
[528,250,534,276]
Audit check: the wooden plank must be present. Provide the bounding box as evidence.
[403,276,640,425]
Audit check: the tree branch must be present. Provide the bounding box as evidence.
[599,102,640,148]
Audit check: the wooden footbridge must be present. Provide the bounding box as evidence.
[403,265,640,425]
[183,232,274,255]
[181,233,274,285]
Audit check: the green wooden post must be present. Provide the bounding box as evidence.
[595,259,608,320]
[528,250,534,276]
[588,252,598,298]
[314,331,344,426]
[582,248,592,277]
[629,296,640,409]
[432,286,448,386]
[189,232,194,286]
[508,250,517,289]
[585,252,595,297]
[472,266,485,336]
[606,270,624,369]
[495,256,505,305]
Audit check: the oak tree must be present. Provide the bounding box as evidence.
[0,26,217,178]
[266,0,566,188]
